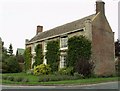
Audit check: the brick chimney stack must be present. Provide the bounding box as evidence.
[96,0,105,15]
[36,25,43,35]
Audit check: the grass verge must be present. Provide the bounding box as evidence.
[2,73,119,86]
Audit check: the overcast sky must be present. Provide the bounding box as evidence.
[0,0,119,54]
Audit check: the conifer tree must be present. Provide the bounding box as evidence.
[8,44,13,56]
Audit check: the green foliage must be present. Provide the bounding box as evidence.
[115,40,120,57]
[67,35,93,77]
[15,77,24,82]
[38,75,79,82]
[46,40,60,72]
[8,44,13,56]
[24,47,32,71]
[34,64,51,75]
[58,67,74,75]
[26,69,34,75]
[75,58,94,77]
[7,76,14,81]
[22,78,29,82]
[74,72,84,79]
[2,42,9,62]
[33,44,43,67]
[2,56,21,73]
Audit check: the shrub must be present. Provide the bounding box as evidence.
[2,76,7,80]
[59,67,74,75]
[7,76,14,81]
[75,59,94,77]
[15,77,23,82]
[34,64,51,75]
[26,69,33,75]
[22,78,29,82]
[74,72,84,79]
[3,56,21,73]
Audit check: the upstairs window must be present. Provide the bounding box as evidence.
[44,41,47,52]
[60,36,68,48]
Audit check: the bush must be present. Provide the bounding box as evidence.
[74,72,84,79]
[22,78,29,82]
[58,67,74,75]
[26,69,33,75]
[34,64,51,75]
[15,77,23,82]
[38,74,80,82]
[2,56,21,73]
[7,76,14,81]
[75,59,94,77]
[2,76,7,80]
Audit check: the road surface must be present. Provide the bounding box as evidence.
[1,81,119,91]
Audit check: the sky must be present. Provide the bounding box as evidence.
[0,0,119,54]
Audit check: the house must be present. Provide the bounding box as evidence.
[25,1,115,76]
[16,48,25,56]
[16,48,25,70]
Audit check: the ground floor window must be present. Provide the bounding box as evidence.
[60,55,66,68]
[43,55,47,65]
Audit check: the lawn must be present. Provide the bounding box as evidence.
[2,73,119,86]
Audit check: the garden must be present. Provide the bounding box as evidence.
[1,35,119,85]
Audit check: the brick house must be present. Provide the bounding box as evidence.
[25,1,115,76]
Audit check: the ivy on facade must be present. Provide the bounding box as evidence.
[33,44,43,67]
[46,40,60,72]
[24,47,32,71]
[67,35,93,76]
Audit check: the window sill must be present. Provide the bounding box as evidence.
[60,47,68,50]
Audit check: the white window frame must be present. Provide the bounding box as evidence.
[60,36,68,50]
[60,55,66,68]
[44,41,47,52]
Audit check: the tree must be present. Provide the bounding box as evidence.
[8,44,13,56]
[115,39,120,57]
[2,42,9,61]
[115,39,120,76]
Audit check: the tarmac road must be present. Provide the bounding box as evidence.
[1,81,119,91]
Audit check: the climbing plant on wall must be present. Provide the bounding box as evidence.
[33,44,43,67]
[67,35,93,77]
[24,47,32,71]
[46,40,60,72]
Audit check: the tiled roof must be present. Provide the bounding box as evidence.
[29,14,95,43]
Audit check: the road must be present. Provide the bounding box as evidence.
[1,81,119,91]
